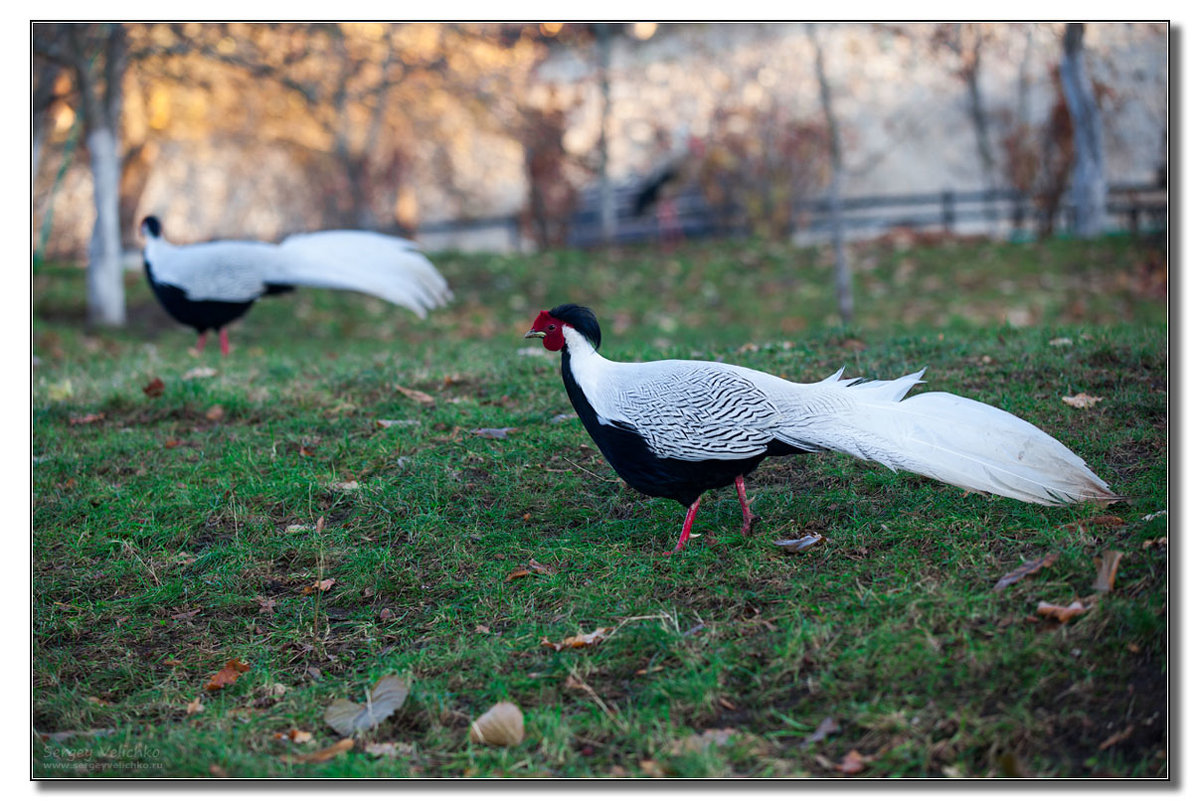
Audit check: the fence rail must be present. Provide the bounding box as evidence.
[416,181,1166,251]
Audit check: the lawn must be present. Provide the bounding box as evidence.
[32,233,1168,778]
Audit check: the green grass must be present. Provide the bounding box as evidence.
[33,234,1167,778]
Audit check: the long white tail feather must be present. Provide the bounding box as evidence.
[274,231,452,317]
[774,369,1116,506]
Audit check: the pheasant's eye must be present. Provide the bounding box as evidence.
[547,324,557,331]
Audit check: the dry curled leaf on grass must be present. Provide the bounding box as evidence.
[505,558,557,581]
[182,366,218,380]
[472,427,517,440]
[1060,515,1126,534]
[1062,392,1104,409]
[185,697,205,716]
[670,728,738,755]
[1036,600,1092,623]
[142,377,165,397]
[204,659,250,691]
[283,738,354,765]
[363,741,416,758]
[802,716,841,746]
[272,729,313,744]
[1093,550,1125,594]
[815,748,868,774]
[540,627,613,652]
[68,412,105,426]
[329,480,360,492]
[994,552,1059,591]
[204,404,225,422]
[395,385,435,405]
[469,701,524,746]
[299,578,336,595]
[323,675,410,737]
[773,532,826,553]
[375,418,419,429]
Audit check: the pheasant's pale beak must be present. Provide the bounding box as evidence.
[524,329,545,339]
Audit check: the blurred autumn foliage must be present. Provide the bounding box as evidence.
[699,103,830,240]
[33,22,1166,261]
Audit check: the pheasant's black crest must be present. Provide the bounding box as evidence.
[549,303,602,349]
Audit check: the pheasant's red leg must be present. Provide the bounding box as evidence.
[667,496,703,555]
[734,475,759,535]
[219,329,231,357]
[194,332,208,354]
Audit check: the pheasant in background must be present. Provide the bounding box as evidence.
[525,304,1117,554]
[140,216,452,356]
[632,130,706,245]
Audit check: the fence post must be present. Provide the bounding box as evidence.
[941,189,955,233]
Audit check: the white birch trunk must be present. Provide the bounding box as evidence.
[86,125,125,326]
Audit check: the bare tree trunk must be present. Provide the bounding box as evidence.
[595,23,617,245]
[75,24,127,327]
[959,25,998,233]
[1060,23,1107,238]
[809,25,852,325]
[86,124,126,326]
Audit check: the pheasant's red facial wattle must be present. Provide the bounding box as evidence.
[525,311,567,351]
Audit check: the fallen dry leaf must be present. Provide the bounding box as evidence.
[186,697,205,715]
[994,552,1060,591]
[802,716,841,746]
[142,377,165,397]
[379,608,394,622]
[472,427,517,439]
[205,404,225,422]
[182,366,218,380]
[506,558,556,581]
[329,481,359,492]
[1048,337,1074,347]
[209,763,229,778]
[171,608,201,622]
[836,748,867,774]
[469,701,524,746]
[540,627,613,652]
[47,379,73,401]
[324,675,410,737]
[1036,600,1091,623]
[284,738,354,764]
[1062,392,1103,409]
[395,385,435,405]
[1141,537,1167,550]
[1060,515,1125,534]
[672,728,737,754]
[1099,724,1136,750]
[68,412,105,426]
[1092,550,1125,594]
[204,658,250,691]
[774,532,826,553]
[257,598,277,615]
[638,759,666,778]
[272,729,313,744]
[363,742,416,758]
[375,419,419,428]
